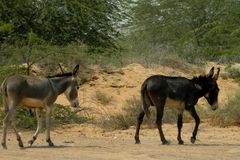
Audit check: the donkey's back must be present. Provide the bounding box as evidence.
[2,75,55,109]
[142,75,195,102]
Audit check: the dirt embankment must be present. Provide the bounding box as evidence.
[57,63,240,115]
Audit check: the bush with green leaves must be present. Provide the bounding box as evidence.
[0,104,88,129]
[211,90,240,127]
[0,65,26,82]
[224,65,240,82]
[51,104,89,126]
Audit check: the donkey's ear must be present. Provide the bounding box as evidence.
[208,67,214,77]
[72,64,80,76]
[213,67,220,80]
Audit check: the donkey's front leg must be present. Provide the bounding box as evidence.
[28,108,43,146]
[45,106,54,147]
[189,107,200,144]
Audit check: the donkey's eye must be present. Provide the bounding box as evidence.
[77,86,80,90]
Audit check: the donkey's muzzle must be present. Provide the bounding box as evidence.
[211,102,218,111]
[71,99,80,108]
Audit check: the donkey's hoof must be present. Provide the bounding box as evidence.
[28,140,34,146]
[19,142,24,148]
[190,137,196,144]
[49,143,54,147]
[48,141,54,147]
[47,139,54,147]
[135,140,141,144]
[19,144,24,148]
[1,142,7,149]
[162,140,170,145]
[178,140,184,145]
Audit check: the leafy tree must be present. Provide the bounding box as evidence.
[0,0,129,70]
[0,0,126,48]
[128,0,240,61]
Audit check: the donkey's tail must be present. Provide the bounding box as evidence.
[141,81,151,118]
[1,79,9,113]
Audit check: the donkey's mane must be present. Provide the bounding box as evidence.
[47,72,73,78]
[191,75,211,84]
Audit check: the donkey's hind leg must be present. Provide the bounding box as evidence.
[135,91,151,144]
[156,105,169,145]
[153,96,169,145]
[134,110,145,144]
[1,106,21,149]
[11,108,24,148]
[28,108,43,146]
[177,113,184,144]
[1,111,11,149]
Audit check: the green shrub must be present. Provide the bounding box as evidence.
[210,90,240,127]
[225,66,240,84]
[0,66,26,83]
[0,104,88,129]
[51,104,89,126]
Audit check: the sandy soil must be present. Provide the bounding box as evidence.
[56,63,240,116]
[1,123,240,160]
[1,63,240,159]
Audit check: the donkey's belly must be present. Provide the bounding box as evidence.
[21,98,44,108]
[165,97,185,110]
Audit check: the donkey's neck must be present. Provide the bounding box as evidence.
[198,88,209,98]
[191,76,210,98]
[49,77,72,95]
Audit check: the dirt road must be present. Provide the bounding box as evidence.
[1,123,240,160]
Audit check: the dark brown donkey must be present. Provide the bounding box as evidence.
[1,65,80,149]
[135,67,220,145]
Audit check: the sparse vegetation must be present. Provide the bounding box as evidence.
[210,90,240,127]
[98,96,142,130]
[94,90,113,106]
[51,104,89,126]
[98,96,214,130]
[0,104,89,129]
[98,97,188,130]
[224,65,240,82]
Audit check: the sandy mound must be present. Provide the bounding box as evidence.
[56,63,240,116]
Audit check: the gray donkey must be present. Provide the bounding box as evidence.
[1,65,80,149]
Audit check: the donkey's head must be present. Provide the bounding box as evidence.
[202,67,220,110]
[193,67,220,110]
[64,65,80,108]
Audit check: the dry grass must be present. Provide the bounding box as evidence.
[94,90,113,106]
[96,97,210,130]
[210,90,240,127]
